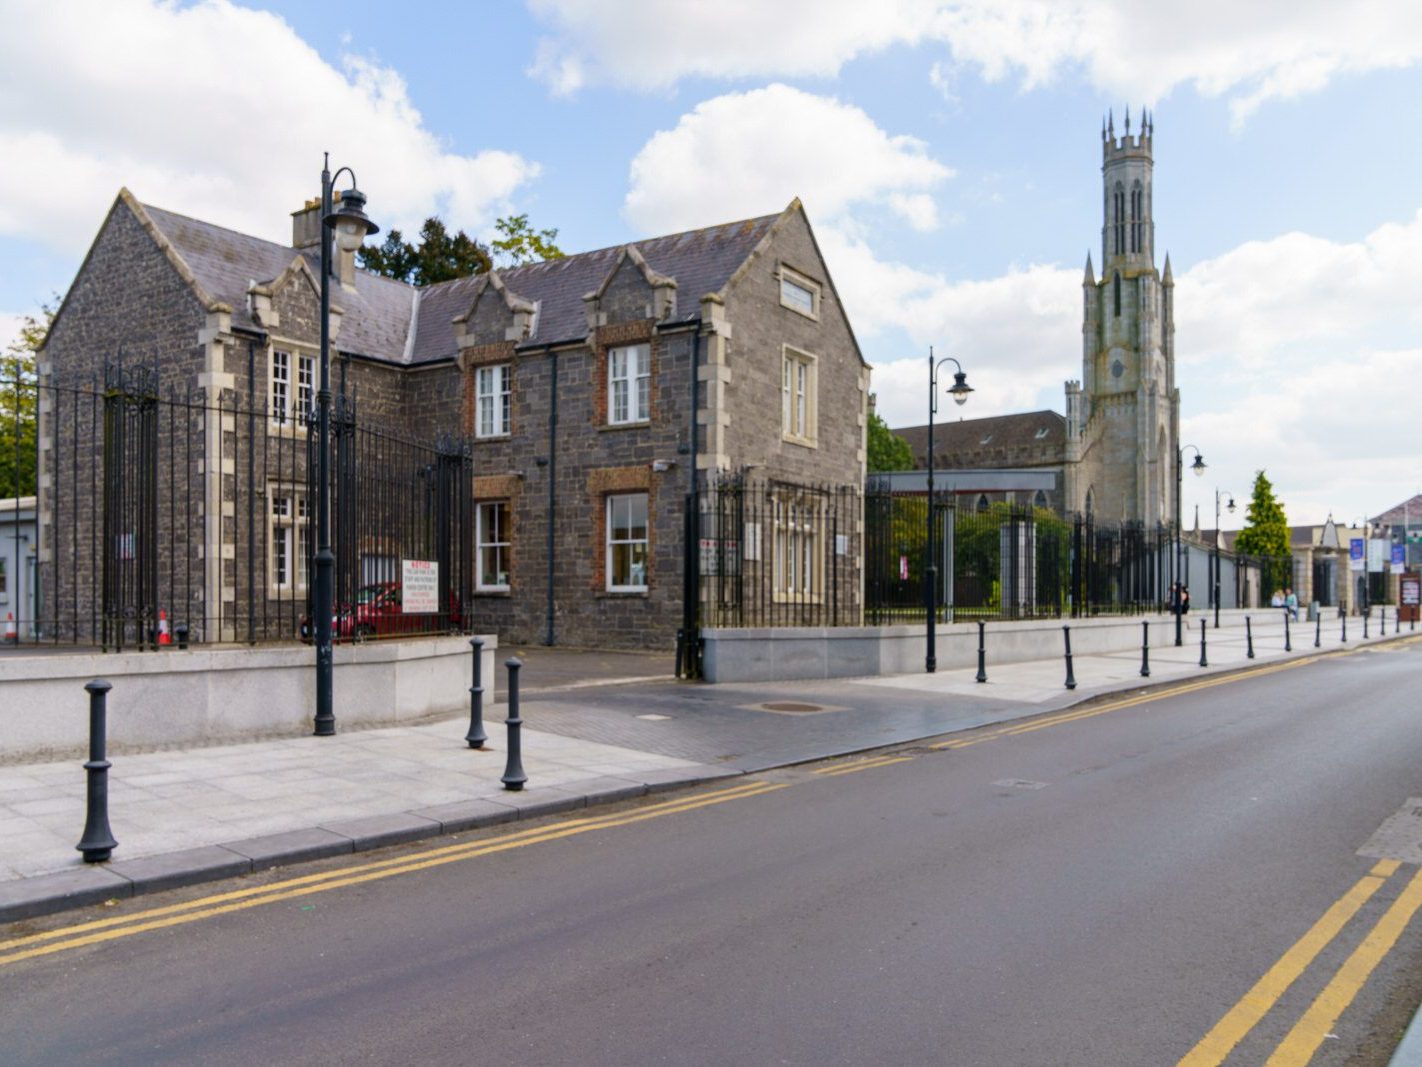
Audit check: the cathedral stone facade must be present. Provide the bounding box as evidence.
[897,112,1181,528]
[1063,110,1179,525]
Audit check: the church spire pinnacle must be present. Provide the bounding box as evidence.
[1083,251,1095,286]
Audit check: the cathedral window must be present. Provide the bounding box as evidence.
[1113,184,1125,255]
[1130,182,1143,253]
[1113,273,1121,317]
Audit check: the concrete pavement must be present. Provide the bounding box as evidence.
[1,610,1414,923]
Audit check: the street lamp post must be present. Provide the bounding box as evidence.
[1174,444,1206,646]
[924,349,972,673]
[313,155,379,737]
[1213,487,1235,629]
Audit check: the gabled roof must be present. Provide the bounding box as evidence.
[894,410,1066,468]
[130,192,780,366]
[1371,493,1422,528]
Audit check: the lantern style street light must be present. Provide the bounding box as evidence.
[924,349,972,673]
[1174,444,1205,646]
[1213,487,1235,629]
[313,156,379,737]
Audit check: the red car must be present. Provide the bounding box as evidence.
[300,581,462,642]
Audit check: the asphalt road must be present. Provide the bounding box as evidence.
[6,639,1422,1066]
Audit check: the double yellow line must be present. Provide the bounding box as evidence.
[1180,859,1422,1065]
[932,655,1315,752]
[0,779,786,968]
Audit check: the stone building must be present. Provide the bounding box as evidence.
[37,190,869,649]
[894,112,1180,527]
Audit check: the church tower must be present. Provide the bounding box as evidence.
[1064,109,1179,526]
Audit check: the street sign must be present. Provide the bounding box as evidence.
[1350,538,1364,572]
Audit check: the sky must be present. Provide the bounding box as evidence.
[2,0,1420,529]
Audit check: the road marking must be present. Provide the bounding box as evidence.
[1266,865,1422,1065]
[0,780,784,967]
[813,755,915,778]
[1176,859,1400,1067]
[931,656,1314,751]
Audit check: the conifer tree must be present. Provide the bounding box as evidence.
[1234,470,1290,559]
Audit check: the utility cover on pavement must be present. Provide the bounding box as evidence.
[1359,798,1422,864]
[743,701,847,715]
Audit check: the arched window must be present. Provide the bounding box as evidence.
[1130,182,1143,253]
[976,494,990,513]
[1113,183,1125,255]
[1113,272,1121,317]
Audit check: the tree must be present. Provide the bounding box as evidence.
[1234,470,1290,559]
[358,217,492,286]
[0,301,52,499]
[491,214,565,267]
[867,411,914,472]
[359,213,565,285]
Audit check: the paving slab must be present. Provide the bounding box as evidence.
[105,845,253,895]
[318,813,445,852]
[221,827,355,871]
[0,864,133,923]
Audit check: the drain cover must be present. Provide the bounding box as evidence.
[760,701,825,713]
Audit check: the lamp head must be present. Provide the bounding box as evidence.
[324,186,379,253]
[1227,496,1236,514]
[1190,454,1206,477]
[948,370,973,406]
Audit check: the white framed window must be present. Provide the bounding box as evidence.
[779,267,820,319]
[772,493,822,601]
[477,501,511,591]
[781,346,817,444]
[271,349,315,427]
[606,493,649,591]
[476,364,511,438]
[270,489,310,593]
[608,344,650,425]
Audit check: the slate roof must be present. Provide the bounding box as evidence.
[139,198,779,367]
[893,410,1066,469]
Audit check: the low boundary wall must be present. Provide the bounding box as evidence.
[702,610,1265,683]
[0,636,497,763]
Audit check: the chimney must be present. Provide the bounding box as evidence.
[291,197,322,252]
[291,195,360,289]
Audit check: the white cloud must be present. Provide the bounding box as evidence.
[0,312,25,355]
[0,0,541,255]
[529,0,1422,122]
[624,85,952,234]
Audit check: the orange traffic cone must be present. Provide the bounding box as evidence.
[2,612,14,644]
[158,609,171,647]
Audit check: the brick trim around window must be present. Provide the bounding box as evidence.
[587,465,654,592]
[460,341,517,437]
[591,321,656,426]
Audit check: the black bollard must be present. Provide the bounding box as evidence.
[1363,609,1370,639]
[501,657,527,791]
[1381,608,1388,636]
[76,680,117,863]
[1314,611,1321,649]
[1341,612,1348,643]
[1140,619,1151,678]
[975,620,987,684]
[464,638,487,749]
[1199,617,1208,667]
[1284,612,1292,652]
[1246,616,1255,659]
[1063,625,1077,690]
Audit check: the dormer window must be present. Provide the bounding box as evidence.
[271,348,314,428]
[1034,427,1049,439]
[608,343,651,424]
[779,266,820,319]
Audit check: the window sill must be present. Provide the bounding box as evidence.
[782,433,818,449]
[771,594,824,605]
[779,300,820,321]
[475,588,511,597]
[599,589,649,598]
[267,422,311,439]
[601,420,652,433]
[474,433,512,443]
